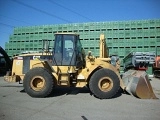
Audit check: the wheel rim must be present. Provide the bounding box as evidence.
[30,76,46,91]
[98,77,113,92]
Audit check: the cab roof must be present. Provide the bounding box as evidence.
[54,32,79,36]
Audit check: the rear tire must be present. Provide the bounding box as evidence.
[23,67,54,98]
[89,68,120,99]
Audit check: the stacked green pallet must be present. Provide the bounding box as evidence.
[5,19,160,71]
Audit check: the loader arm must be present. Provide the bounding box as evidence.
[99,34,109,58]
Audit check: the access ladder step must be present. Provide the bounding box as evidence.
[59,80,69,85]
[59,73,69,75]
[59,80,68,83]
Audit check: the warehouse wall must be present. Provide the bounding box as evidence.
[5,19,160,71]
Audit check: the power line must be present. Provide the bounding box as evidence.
[0,22,14,28]
[48,0,93,22]
[11,0,72,23]
[0,14,33,25]
[0,31,11,34]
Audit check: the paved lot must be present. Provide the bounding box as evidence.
[0,76,160,120]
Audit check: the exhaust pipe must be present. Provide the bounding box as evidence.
[122,70,158,99]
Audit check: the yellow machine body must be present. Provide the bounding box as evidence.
[4,52,124,88]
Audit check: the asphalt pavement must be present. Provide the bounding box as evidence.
[0,76,160,120]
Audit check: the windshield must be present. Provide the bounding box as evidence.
[53,34,75,66]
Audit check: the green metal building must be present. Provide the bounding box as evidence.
[5,19,160,72]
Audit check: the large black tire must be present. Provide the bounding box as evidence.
[89,68,120,99]
[23,67,54,98]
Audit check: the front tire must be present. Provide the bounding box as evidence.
[23,67,54,98]
[89,68,120,99]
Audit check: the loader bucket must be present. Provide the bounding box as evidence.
[122,70,158,99]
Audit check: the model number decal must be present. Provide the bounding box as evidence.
[33,56,40,60]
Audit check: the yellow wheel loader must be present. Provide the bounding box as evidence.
[4,33,157,99]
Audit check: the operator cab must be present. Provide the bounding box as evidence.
[53,33,85,68]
